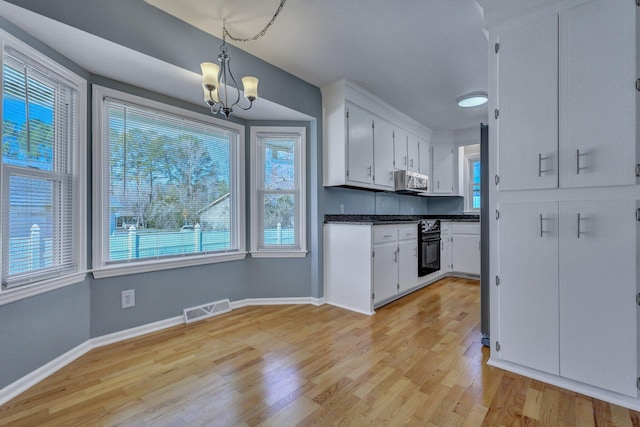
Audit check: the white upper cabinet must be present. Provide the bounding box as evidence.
[559,200,638,397]
[431,145,456,194]
[321,80,432,191]
[418,139,430,176]
[393,128,409,171]
[498,201,560,375]
[346,102,374,186]
[498,15,559,191]
[374,118,395,189]
[407,136,420,173]
[496,0,637,191]
[559,0,637,188]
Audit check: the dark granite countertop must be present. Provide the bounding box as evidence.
[324,214,479,224]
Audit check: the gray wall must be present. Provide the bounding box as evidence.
[0,280,90,387]
[324,186,464,215]
[0,1,324,389]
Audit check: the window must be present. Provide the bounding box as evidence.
[466,155,481,211]
[250,127,306,257]
[92,86,245,278]
[1,36,86,294]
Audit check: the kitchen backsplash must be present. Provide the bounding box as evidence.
[324,187,464,215]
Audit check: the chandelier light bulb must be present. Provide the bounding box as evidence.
[242,76,259,101]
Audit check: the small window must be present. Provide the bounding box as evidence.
[1,38,87,292]
[465,155,481,212]
[250,126,306,257]
[92,86,246,277]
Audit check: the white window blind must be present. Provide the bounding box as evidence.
[98,95,241,266]
[1,45,80,289]
[251,127,306,255]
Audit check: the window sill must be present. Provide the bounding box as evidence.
[0,272,87,307]
[92,251,248,279]
[250,250,308,259]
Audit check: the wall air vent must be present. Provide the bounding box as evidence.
[183,299,232,324]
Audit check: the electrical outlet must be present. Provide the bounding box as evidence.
[121,289,135,309]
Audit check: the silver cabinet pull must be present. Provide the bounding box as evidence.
[393,249,398,263]
[403,155,407,166]
[389,171,393,181]
[538,153,542,177]
[577,213,581,238]
[437,180,440,189]
[367,165,372,177]
[410,158,414,168]
[383,235,393,238]
[539,213,543,238]
[576,149,580,175]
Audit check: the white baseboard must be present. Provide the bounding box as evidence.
[231,296,324,309]
[89,316,184,349]
[488,358,640,412]
[0,297,326,407]
[325,301,375,316]
[0,341,93,406]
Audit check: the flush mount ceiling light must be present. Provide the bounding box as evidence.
[201,0,288,118]
[456,92,488,108]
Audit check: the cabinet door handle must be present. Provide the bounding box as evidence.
[367,165,372,177]
[410,158,414,168]
[437,180,440,189]
[403,156,407,166]
[393,250,398,263]
[539,214,543,237]
[577,213,581,238]
[383,235,393,238]
[389,171,394,182]
[538,153,542,177]
[441,241,443,250]
[576,149,581,175]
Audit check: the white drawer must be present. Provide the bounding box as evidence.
[373,225,398,244]
[398,224,418,241]
[451,223,480,235]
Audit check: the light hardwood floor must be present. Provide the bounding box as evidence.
[1,277,639,426]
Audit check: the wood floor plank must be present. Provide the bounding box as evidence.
[2,277,640,426]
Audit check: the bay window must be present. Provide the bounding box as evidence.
[92,86,245,277]
[250,126,306,257]
[0,35,86,295]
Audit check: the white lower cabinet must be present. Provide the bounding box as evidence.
[498,200,638,396]
[373,224,418,305]
[451,223,480,276]
[373,239,399,304]
[439,222,452,275]
[558,200,638,397]
[324,223,422,314]
[498,202,560,375]
[398,237,418,293]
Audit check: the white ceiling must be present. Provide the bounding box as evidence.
[1,0,489,131]
[145,0,490,131]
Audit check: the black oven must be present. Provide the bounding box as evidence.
[418,220,441,276]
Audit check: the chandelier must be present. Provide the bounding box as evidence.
[200,0,288,118]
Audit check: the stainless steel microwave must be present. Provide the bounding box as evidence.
[393,170,429,195]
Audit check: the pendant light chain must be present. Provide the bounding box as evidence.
[222,0,287,43]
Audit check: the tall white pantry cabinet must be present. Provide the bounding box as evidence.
[480,0,640,409]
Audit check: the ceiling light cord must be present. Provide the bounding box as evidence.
[222,0,288,43]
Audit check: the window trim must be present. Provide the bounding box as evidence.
[250,126,307,258]
[464,154,481,213]
[0,30,87,305]
[91,85,246,278]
